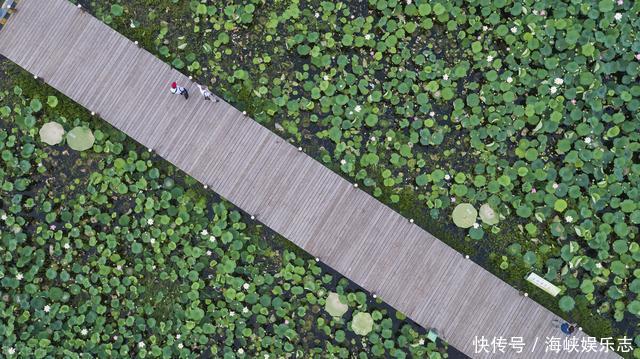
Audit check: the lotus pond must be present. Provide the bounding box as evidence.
[0,62,451,357]
[76,0,640,347]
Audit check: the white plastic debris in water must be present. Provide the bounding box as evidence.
[526,272,561,297]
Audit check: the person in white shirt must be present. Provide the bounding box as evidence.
[170,82,188,99]
[197,84,217,102]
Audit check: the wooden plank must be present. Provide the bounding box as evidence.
[0,1,619,358]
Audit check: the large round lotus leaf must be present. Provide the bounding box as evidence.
[39,122,64,145]
[558,296,575,312]
[67,126,95,151]
[351,312,373,336]
[452,203,477,228]
[325,292,348,317]
[479,204,499,225]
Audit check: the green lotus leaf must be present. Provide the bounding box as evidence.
[324,292,348,318]
[554,199,567,212]
[47,96,59,108]
[30,98,42,112]
[558,296,575,312]
[580,279,594,294]
[452,203,477,228]
[479,204,499,225]
[111,4,124,16]
[351,312,373,335]
[67,126,95,151]
[628,301,640,316]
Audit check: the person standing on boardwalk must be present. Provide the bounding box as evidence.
[170,82,189,99]
[197,84,217,102]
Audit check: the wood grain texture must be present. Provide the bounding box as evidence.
[0,1,620,357]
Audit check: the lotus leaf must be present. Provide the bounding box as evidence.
[351,312,373,336]
[452,203,477,228]
[39,122,64,145]
[559,296,575,312]
[325,292,348,317]
[67,126,95,151]
[479,204,498,225]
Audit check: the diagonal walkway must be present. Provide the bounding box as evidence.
[0,0,619,357]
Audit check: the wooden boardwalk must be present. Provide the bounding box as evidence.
[0,0,620,357]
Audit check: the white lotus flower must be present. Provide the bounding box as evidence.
[614,13,622,21]
[370,136,376,142]
[206,250,212,256]
[81,328,88,336]
[510,26,517,33]
[147,218,154,225]
[585,137,592,144]
[138,342,145,348]
[64,243,71,250]
[473,222,480,229]
[444,174,451,180]
[201,229,208,236]
[242,307,249,313]
[7,347,15,355]
[243,283,250,290]
[365,34,372,40]
[354,105,362,113]
[429,111,435,116]
[116,265,122,271]
[566,216,573,223]
[554,77,564,85]
[15,273,23,281]
[507,77,513,83]
[443,74,449,80]
[1,214,6,221]
[552,182,559,189]
[44,305,51,313]
[178,343,184,349]
[550,86,557,94]
[209,236,216,242]
[149,238,156,244]
[486,55,494,62]
[176,334,181,340]
[340,159,346,165]
[238,348,245,355]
